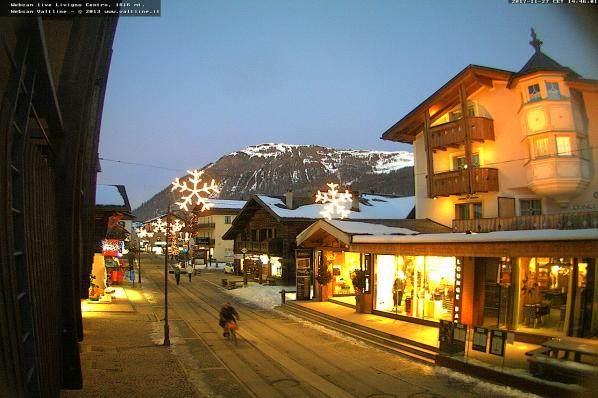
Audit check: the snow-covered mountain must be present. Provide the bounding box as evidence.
[133,143,414,221]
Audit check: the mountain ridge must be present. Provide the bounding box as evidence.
[133,143,414,222]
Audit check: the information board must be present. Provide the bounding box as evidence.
[472,327,489,353]
[489,329,507,356]
[295,254,312,301]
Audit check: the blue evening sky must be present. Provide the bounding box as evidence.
[97,0,598,208]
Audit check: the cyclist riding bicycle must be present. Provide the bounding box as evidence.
[219,302,240,338]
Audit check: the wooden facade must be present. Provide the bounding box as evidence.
[0,17,118,397]
[223,198,313,284]
[452,211,598,233]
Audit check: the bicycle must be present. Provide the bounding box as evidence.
[225,321,238,345]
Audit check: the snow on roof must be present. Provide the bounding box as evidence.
[96,185,125,206]
[352,228,598,244]
[256,194,415,220]
[207,199,247,210]
[327,220,418,236]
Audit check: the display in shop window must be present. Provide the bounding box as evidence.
[472,327,490,353]
[489,329,507,356]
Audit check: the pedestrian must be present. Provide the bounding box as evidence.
[174,265,181,285]
[186,262,193,282]
[218,302,239,337]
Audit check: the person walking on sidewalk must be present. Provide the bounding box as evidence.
[186,263,193,282]
[174,265,181,285]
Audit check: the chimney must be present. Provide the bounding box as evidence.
[351,190,360,212]
[284,189,294,209]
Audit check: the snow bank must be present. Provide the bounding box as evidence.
[226,284,295,310]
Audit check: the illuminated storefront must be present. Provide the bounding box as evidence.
[332,252,361,296]
[374,255,455,322]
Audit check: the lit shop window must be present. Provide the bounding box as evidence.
[374,255,455,322]
[556,136,573,156]
[528,84,541,102]
[545,82,561,100]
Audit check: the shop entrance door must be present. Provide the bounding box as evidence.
[475,258,511,328]
[570,258,596,338]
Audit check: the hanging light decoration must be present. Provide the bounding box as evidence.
[136,226,149,238]
[171,219,185,234]
[171,169,220,212]
[315,182,352,220]
[152,217,167,234]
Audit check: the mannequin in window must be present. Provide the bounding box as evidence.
[393,277,405,309]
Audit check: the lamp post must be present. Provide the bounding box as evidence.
[163,203,172,347]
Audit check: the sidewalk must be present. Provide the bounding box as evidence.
[61,281,198,398]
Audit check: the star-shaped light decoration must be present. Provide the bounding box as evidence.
[171,169,220,211]
[315,183,352,220]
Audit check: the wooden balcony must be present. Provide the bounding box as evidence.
[235,238,284,256]
[195,222,215,229]
[429,117,494,150]
[430,167,499,197]
[452,211,598,233]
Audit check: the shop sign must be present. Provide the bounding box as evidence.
[102,239,120,257]
[296,257,312,300]
[295,249,313,258]
[472,327,489,353]
[452,258,463,322]
[439,320,460,355]
[489,329,507,357]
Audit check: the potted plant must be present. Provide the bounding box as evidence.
[352,269,368,313]
[315,258,333,302]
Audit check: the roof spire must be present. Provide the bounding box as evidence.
[529,28,543,53]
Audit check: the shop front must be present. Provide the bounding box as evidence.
[374,255,456,324]
[240,253,284,283]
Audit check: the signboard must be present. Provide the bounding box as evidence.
[102,239,120,257]
[472,327,489,353]
[489,329,507,356]
[439,320,454,354]
[295,256,312,301]
[195,237,211,245]
[295,249,313,258]
[453,323,467,349]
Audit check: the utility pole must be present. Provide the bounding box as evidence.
[163,201,171,347]
[137,245,142,284]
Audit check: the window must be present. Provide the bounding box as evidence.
[452,153,480,171]
[556,136,572,156]
[533,136,551,158]
[224,215,232,224]
[251,229,258,241]
[545,82,561,100]
[473,203,483,219]
[528,84,541,102]
[520,199,542,216]
[455,203,482,220]
[455,204,470,220]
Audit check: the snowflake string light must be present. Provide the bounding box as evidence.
[171,219,185,234]
[136,227,149,238]
[152,218,167,234]
[171,169,220,212]
[315,183,352,220]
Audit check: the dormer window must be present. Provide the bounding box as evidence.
[528,84,541,102]
[545,82,561,99]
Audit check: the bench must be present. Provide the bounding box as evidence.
[525,346,552,357]
[528,355,598,385]
[226,280,244,290]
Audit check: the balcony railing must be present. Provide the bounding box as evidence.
[452,211,598,233]
[429,117,494,150]
[195,222,215,229]
[235,238,284,256]
[430,167,499,197]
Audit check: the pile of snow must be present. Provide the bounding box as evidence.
[96,185,125,206]
[327,220,418,235]
[225,284,295,310]
[258,194,415,220]
[205,199,246,210]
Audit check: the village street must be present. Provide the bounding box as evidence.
[128,255,534,398]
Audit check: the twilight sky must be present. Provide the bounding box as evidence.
[97,0,598,208]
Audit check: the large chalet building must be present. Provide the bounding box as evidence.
[298,31,598,343]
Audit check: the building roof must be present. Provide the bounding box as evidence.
[191,199,247,215]
[222,193,416,240]
[95,184,132,214]
[255,194,415,221]
[351,228,598,244]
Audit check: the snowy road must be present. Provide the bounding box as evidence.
[142,259,536,398]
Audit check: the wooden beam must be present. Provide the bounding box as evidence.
[459,84,472,194]
[423,108,434,198]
